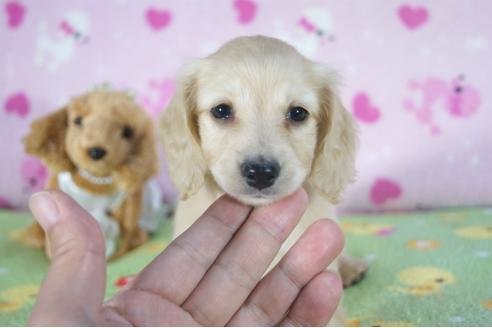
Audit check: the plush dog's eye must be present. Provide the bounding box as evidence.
[74,116,83,126]
[121,125,134,139]
[211,104,233,120]
[287,107,309,122]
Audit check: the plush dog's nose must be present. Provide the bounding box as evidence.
[88,147,107,160]
[241,158,280,190]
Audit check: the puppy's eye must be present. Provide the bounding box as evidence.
[74,116,83,126]
[287,106,309,122]
[121,125,134,139]
[211,104,233,120]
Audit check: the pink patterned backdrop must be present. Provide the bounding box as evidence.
[1,0,491,211]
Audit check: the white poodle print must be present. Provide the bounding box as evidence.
[274,6,334,58]
[35,10,90,71]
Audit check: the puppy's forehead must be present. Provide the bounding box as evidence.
[196,51,318,112]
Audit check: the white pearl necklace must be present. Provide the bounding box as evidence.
[78,169,113,185]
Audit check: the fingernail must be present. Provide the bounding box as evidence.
[29,191,60,231]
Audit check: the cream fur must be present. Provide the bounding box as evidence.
[159,36,358,326]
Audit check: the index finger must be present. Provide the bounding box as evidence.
[129,194,252,305]
[181,189,308,326]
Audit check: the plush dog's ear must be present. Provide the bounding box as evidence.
[115,114,159,193]
[23,107,75,172]
[308,67,358,203]
[159,61,207,200]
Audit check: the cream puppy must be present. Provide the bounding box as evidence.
[160,35,366,326]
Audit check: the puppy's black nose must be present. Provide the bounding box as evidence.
[88,147,107,160]
[241,158,280,190]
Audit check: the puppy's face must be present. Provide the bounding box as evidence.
[195,56,321,205]
[161,36,357,205]
[65,93,147,176]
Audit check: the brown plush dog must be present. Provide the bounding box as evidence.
[20,90,159,259]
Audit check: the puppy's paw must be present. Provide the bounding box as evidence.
[339,255,368,288]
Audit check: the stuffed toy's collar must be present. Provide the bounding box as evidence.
[79,169,113,185]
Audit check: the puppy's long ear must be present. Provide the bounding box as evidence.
[159,62,207,200]
[309,67,358,203]
[23,107,75,172]
[115,115,159,192]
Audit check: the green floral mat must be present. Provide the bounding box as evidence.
[1,208,491,326]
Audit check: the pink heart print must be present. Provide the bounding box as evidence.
[398,5,428,30]
[21,156,48,192]
[352,92,381,123]
[370,178,402,205]
[234,0,257,24]
[146,8,172,31]
[376,227,396,237]
[0,196,13,209]
[139,78,176,118]
[4,92,30,117]
[5,1,25,29]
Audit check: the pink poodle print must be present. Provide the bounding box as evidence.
[403,75,480,135]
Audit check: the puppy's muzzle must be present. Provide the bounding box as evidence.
[241,157,280,190]
[88,147,107,161]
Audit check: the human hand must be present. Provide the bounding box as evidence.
[28,189,343,326]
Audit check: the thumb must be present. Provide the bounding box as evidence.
[28,190,106,326]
